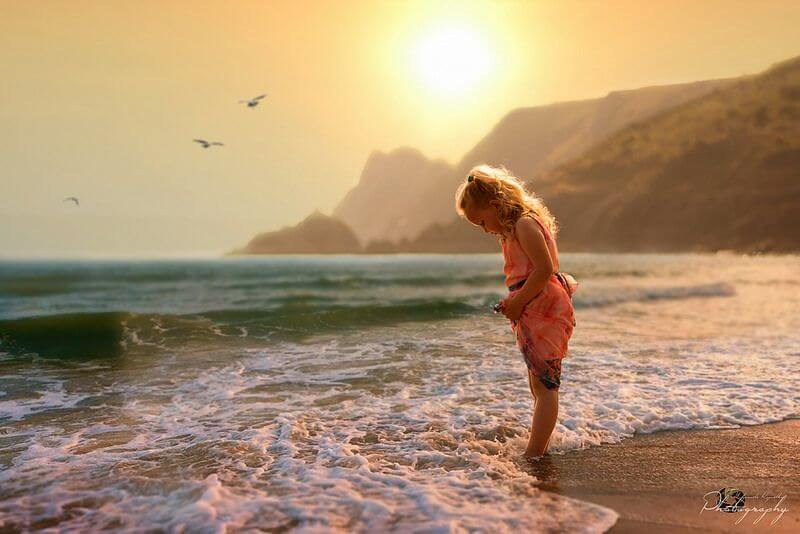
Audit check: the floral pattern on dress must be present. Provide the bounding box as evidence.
[502,214,575,390]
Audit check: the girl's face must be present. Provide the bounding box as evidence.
[464,200,504,236]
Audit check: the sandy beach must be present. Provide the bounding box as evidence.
[525,419,800,533]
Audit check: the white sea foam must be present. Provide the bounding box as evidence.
[3,316,798,531]
[0,330,623,532]
[0,378,90,422]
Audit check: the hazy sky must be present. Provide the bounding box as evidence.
[2,0,799,257]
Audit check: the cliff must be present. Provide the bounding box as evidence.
[229,210,362,254]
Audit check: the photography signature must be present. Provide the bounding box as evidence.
[701,489,789,525]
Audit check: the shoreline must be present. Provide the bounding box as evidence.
[2,250,797,262]
[523,419,800,533]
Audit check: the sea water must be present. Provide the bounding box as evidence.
[1,253,798,532]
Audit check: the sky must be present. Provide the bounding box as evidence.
[2,0,800,257]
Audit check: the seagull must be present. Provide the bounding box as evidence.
[193,139,224,149]
[238,93,267,108]
[63,196,79,206]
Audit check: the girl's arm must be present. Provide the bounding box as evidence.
[510,217,554,305]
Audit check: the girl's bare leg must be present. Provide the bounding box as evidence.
[526,370,555,454]
[524,370,559,458]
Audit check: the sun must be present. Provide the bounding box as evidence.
[412,24,492,96]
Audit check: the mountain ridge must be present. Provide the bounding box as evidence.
[231,55,799,255]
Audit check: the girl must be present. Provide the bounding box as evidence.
[454,164,578,459]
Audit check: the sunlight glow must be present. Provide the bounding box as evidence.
[412,25,492,96]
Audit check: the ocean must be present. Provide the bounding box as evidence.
[1,253,798,532]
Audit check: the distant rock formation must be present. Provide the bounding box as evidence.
[365,56,800,254]
[334,77,735,246]
[332,147,454,246]
[229,210,362,254]
[363,220,499,253]
[232,54,800,255]
[540,54,800,253]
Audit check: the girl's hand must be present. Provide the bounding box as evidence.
[500,295,525,322]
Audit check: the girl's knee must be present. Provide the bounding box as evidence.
[531,376,559,398]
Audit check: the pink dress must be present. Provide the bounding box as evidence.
[501,214,576,390]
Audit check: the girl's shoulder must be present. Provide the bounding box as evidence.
[514,213,550,240]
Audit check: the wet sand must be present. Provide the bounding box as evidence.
[524,419,800,533]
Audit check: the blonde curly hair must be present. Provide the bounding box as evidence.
[454,163,558,243]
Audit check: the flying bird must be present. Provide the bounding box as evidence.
[193,139,224,149]
[238,93,267,108]
[63,196,79,206]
